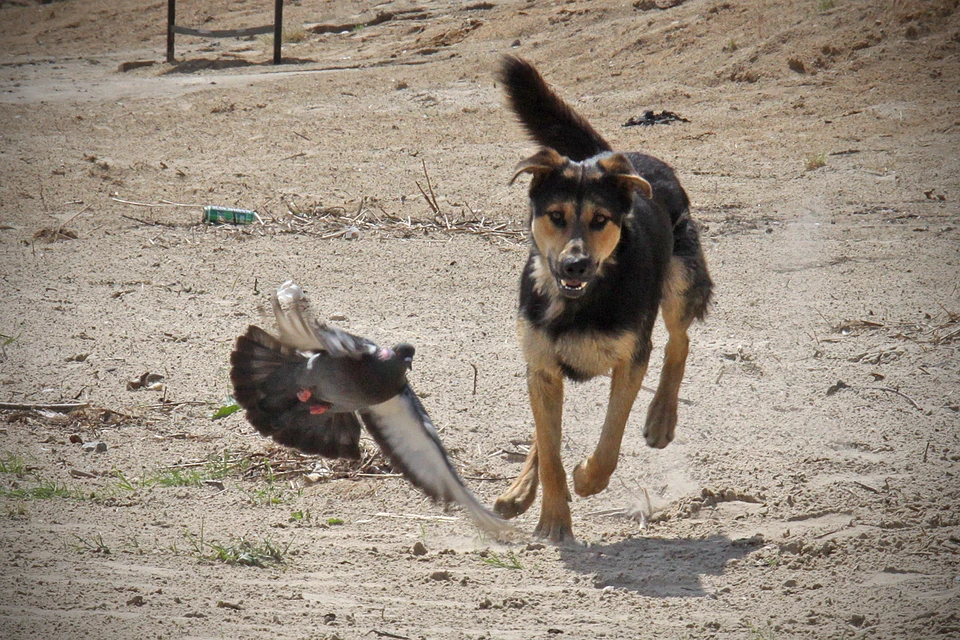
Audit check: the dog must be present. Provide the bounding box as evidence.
[493,57,713,541]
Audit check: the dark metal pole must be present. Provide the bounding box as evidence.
[273,0,283,64]
[166,0,176,63]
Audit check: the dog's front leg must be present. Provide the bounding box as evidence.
[528,366,572,541]
[573,359,648,497]
[645,271,694,449]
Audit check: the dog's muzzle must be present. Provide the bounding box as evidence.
[556,255,595,298]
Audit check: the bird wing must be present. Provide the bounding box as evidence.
[272,280,375,358]
[359,386,515,538]
[230,326,364,459]
[265,409,364,459]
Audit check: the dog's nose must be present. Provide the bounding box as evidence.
[560,256,592,280]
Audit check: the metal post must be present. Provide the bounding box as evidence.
[166,0,176,63]
[273,0,283,64]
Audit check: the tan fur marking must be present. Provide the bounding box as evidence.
[573,359,649,496]
[596,153,653,199]
[555,330,637,379]
[518,316,561,373]
[528,255,565,322]
[645,256,694,449]
[531,204,574,262]
[527,355,572,540]
[510,148,566,185]
[581,203,621,266]
[493,439,539,519]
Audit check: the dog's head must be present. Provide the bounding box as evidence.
[511,149,652,299]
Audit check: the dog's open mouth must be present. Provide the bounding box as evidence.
[557,277,588,297]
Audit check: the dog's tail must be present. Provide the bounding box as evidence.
[498,56,611,162]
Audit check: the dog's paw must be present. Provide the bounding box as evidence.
[494,479,538,519]
[643,406,677,449]
[534,513,574,542]
[572,458,611,497]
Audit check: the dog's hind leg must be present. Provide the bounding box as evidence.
[645,256,705,448]
[494,439,538,519]
[573,359,648,497]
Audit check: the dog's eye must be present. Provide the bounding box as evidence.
[590,214,609,230]
[546,210,566,227]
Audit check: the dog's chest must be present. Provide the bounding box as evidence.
[554,331,637,378]
[522,316,637,379]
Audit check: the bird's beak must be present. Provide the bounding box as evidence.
[403,357,414,371]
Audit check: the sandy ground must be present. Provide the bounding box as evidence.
[1,0,959,638]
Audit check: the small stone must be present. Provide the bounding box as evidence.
[525,542,545,551]
[411,541,428,556]
[69,434,83,444]
[126,595,145,606]
[429,570,452,581]
[783,579,798,588]
[478,598,492,610]
[82,441,107,453]
[788,58,806,73]
[849,614,866,627]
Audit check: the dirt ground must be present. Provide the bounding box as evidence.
[1,0,959,638]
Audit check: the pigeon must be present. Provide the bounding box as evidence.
[230,281,514,538]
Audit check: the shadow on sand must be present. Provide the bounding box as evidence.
[558,533,763,597]
[163,56,316,74]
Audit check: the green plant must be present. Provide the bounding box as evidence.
[0,480,74,500]
[289,509,311,522]
[211,400,241,420]
[748,622,778,640]
[73,532,111,555]
[0,451,29,475]
[480,550,523,570]
[184,520,291,567]
[805,152,827,171]
[817,0,836,12]
[326,517,344,526]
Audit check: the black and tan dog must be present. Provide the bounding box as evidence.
[494,57,713,541]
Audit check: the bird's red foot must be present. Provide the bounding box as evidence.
[297,389,312,402]
[309,402,331,415]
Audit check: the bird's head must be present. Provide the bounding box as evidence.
[394,343,416,370]
[375,343,416,371]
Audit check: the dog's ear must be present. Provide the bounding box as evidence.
[597,153,653,200]
[509,148,566,186]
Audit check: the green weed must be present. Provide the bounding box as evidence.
[73,532,111,555]
[184,520,291,567]
[0,452,30,475]
[805,152,827,171]
[0,480,75,500]
[480,550,523,570]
